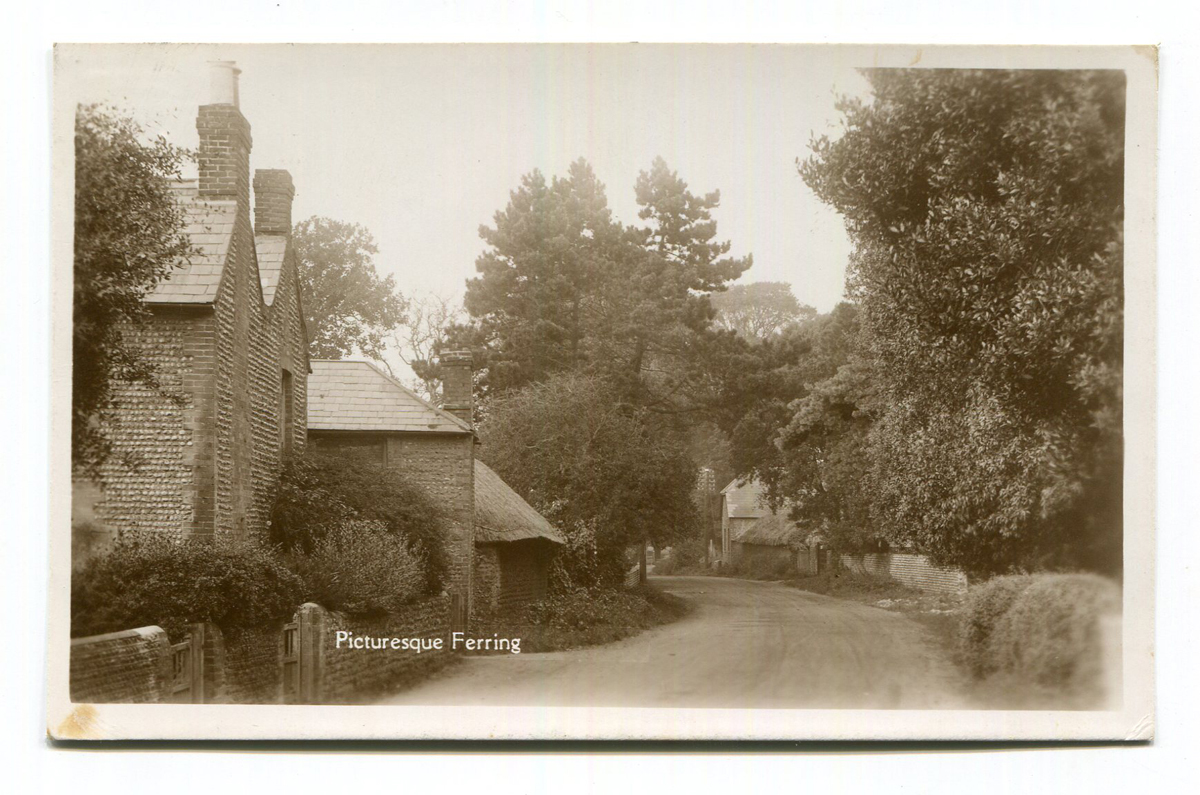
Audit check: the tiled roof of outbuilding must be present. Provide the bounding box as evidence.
[474,460,565,545]
[720,477,770,519]
[145,181,235,304]
[307,359,470,433]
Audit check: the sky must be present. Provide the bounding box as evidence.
[61,43,871,329]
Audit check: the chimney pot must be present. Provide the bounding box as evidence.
[208,60,241,107]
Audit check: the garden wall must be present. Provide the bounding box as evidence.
[69,626,173,703]
[68,595,453,705]
[839,552,967,595]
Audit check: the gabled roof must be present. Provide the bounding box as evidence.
[254,235,287,306]
[473,460,565,545]
[720,477,770,519]
[734,513,808,547]
[307,359,470,433]
[145,181,235,305]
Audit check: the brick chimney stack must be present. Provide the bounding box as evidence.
[440,351,474,428]
[253,169,295,234]
[197,61,252,206]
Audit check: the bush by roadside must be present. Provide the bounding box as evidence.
[285,519,427,615]
[270,452,448,592]
[967,573,1120,703]
[479,585,692,653]
[959,575,1037,677]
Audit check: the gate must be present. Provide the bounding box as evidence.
[282,621,300,702]
[169,627,205,703]
[282,607,322,704]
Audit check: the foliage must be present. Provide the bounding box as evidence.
[971,573,1120,697]
[269,452,447,591]
[387,293,465,403]
[293,216,407,360]
[494,585,691,653]
[456,156,750,411]
[477,372,701,573]
[544,518,629,594]
[801,70,1124,575]
[710,281,816,340]
[73,104,194,474]
[287,519,427,615]
[71,535,304,639]
[959,575,1036,678]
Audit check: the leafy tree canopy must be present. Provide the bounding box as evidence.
[293,216,407,361]
[801,69,1124,575]
[477,372,700,574]
[73,104,194,473]
[710,281,817,340]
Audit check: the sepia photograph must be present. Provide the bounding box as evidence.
[46,42,1156,741]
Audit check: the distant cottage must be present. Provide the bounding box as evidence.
[719,477,770,561]
[74,62,309,556]
[306,357,564,624]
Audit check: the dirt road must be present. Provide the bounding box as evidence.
[377,575,967,709]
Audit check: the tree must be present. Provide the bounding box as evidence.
[801,69,1124,575]
[73,104,193,473]
[461,160,621,394]
[458,157,752,412]
[710,282,817,339]
[477,373,700,584]
[387,293,464,403]
[293,217,407,360]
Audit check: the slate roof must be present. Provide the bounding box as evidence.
[307,359,471,433]
[254,235,287,306]
[734,513,808,547]
[473,460,565,545]
[720,477,770,519]
[146,180,235,304]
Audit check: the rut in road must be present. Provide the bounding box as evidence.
[379,575,968,709]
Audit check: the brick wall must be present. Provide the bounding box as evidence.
[69,627,173,703]
[839,552,967,595]
[384,434,474,615]
[220,624,285,703]
[473,544,502,616]
[90,308,216,541]
[315,597,452,703]
[308,433,386,464]
[496,542,552,611]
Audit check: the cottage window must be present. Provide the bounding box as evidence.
[280,369,294,456]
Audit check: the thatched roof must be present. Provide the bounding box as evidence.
[733,513,808,547]
[473,460,565,545]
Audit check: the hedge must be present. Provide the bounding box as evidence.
[71,535,305,638]
[959,574,1036,677]
[961,573,1121,695]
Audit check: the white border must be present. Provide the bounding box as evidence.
[44,42,1157,742]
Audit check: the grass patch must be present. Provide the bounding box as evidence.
[478,584,693,654]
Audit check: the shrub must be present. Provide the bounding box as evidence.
[271,452,447,591]
[288,520,427,615]
[987,573,1121,694]
[544,518,629,593]
[71,535,305,639]
[960,575,1036,677]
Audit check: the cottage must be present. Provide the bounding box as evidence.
[729,513,807,574]
[306,357,563,624]
[719,477,770,561]
[74,61,309,556]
